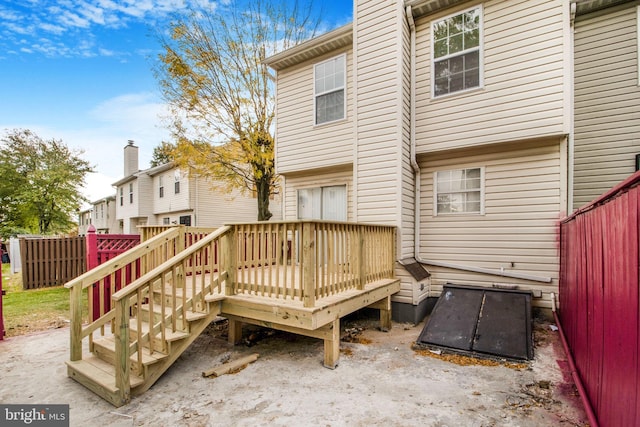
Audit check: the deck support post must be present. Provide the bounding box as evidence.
[69,284,83,361]
[323,318,340,369]
[302,222,316,308]
[228,319,243,344]
[367,296,392,331]
[222,229,236,296]
[114,298,131,405]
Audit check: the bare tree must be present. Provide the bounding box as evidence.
[156,0,322,220]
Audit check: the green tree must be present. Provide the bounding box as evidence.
[155,0,322,221]
[0,129,93,235]
[150,141,177,167]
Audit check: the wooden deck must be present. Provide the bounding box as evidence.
[64,221,399,406]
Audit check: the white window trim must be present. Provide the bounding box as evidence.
[433,167,485,216]
[313,53,347,126]
[297,184,347,220]
[430,5,484,99]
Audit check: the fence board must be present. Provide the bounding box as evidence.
[19,236,86,289]
[560,171,640,427]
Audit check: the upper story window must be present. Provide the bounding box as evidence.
[314,54,345,125]
[129,183,134,204]
[159,176,164,198]
[119,187,123,206]
[434,167,484,215]
[174,170,181,194]
[432,7,482,97]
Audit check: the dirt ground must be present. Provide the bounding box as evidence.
[0,311,588,427]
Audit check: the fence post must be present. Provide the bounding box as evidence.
[86,225,98,270]
[302,222,316,308]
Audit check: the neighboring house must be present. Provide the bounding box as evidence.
[265,0,629,322]
[78,208,93,236]
[572,0,640,209]
[113,141,280,234]
[78,196,118,235]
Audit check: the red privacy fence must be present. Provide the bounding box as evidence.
[560,171,640,427]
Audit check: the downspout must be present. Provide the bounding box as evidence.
[405,6,553,285]
[567,1,576,213]
[550,292,599,427]
[406,6,422,262]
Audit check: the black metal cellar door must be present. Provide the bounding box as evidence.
[417,284,533,360]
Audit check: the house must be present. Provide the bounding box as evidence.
[264,0,619,323]
[113,141,281,234]
[572,0,640,209]
[77,208,93,235]
[78,196,118,235]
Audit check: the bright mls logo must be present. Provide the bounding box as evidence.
[1,405,69,426]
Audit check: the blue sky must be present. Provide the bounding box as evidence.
[0,0,352,204]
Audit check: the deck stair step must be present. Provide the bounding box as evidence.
[127,318,190,343]
[139,303,211,323]
[93,335,170,366]
[66,356,145,406]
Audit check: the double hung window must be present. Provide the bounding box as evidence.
[435,168,484,215]
[432,7,482,97]
[314,55,345,125]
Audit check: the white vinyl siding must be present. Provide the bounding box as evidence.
[414,0,566,153]
[573,5,640,209]
[420,140,562,306]
[314,55,346,125]
[354,0,403,225]
[275,49,354,174]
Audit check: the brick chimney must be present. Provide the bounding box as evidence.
[123,140,139,176]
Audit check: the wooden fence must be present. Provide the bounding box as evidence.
[559,171,640,427]
[20,236,86,289]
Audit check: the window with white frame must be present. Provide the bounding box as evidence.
[159,176,164,198]
[129,183,133,204]
[432,7,482,97]
[314,55,345,125]
[119,187,123,206]
[174,170,181,194]
[434,167,484,215]
[163,217,170,225]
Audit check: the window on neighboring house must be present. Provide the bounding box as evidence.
[434,167,484,215]
[179,215,191,226]
[159,176,164,198]
[432,7,482,97]
[314,54,346,125]
[120,187,123,206]
[129,183,133,204]
[297,185,347,221]
[100,205,104,219]
[174,170,181,194]
[163,217,170,225]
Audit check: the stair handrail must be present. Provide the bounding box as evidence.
[109,225,233,403]
[66,226,184,362]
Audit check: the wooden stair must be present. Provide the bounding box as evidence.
[66,286,224,407]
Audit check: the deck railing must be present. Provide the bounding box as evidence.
[230,221,396,307]
[66,221,396,403]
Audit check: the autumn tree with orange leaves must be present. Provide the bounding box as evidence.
[155,0,322,220]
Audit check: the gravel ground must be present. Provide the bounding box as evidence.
[0,311,588,427]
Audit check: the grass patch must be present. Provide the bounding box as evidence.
[2,263,87,337]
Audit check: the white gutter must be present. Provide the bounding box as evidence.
[404,6,553,286]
